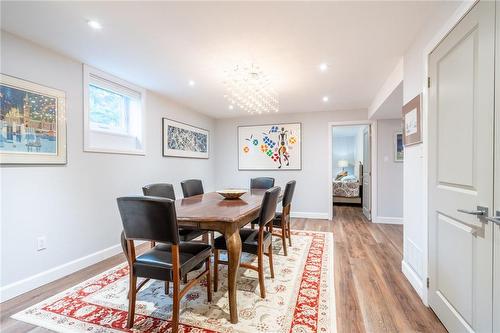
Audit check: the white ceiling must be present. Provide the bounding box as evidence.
[1,1,459,118]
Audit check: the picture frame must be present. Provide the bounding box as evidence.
[162,118,209,159]
[0,73,67,164]
[238,122,302,170]
[402,94,422,146]
[394,131,404,162]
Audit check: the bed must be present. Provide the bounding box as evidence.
[332,163,363,205]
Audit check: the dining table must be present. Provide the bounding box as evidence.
[175,188,278,324]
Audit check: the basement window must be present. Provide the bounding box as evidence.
[83,65,145,155]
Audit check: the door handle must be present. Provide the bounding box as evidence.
[457,206,488,217]
[486,211,500,225]
[486,217,500,225]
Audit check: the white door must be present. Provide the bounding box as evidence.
[493,3,500,331]
[428,1,495,332]
[362,126,371,220]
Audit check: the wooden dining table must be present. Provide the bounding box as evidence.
[175,188,274,324]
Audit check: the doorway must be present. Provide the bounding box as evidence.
[329,123,371,220]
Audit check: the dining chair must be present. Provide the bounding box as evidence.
[249,177,275,230]
[213,186,280,298]
[142,183,207,243]
[250,177,275,190]
[181,179,204,197]
[180,179,214,248]
[117,196,212,332]
[270,180,296,256]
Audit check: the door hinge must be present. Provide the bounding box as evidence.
[427,77,431,88]
[427,278,430,288]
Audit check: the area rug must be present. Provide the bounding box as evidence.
[13,231,335,333]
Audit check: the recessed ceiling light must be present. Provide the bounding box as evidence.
[188,80,195,86]
[322,96,329,102]
[87,20,102,30]
[228,105,234,110]
[319,63,328,72]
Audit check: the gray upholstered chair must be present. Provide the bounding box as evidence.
[117,196,212,332]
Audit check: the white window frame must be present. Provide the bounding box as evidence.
[83,64,146,155]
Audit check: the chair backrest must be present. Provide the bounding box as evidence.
[282,180,296,208]
[181,179,204,198]
[256,186,281,227]
[250,177,275,190]
[142,183,176,200]
[117,196,179,244]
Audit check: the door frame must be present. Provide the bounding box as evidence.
[327,120,377,221]
[415,0,477,306]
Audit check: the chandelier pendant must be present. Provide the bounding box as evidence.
[223,63,279,114]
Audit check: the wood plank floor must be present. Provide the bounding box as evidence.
[0,206,446,333]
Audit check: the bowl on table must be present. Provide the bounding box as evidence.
[216,189,247,200]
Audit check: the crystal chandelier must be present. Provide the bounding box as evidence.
[223,63,279,114]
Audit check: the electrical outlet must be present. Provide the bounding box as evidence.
[37,236,47,251]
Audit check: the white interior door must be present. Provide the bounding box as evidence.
[428,1,495,332]
[362,126,371,220]
[493,3,500,331]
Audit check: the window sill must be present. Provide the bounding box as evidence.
[89,128,136,139]
[83,146,146,156]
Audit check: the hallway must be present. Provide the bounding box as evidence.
[292,206,446,333]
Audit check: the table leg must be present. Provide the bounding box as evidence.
[224,224,242,324]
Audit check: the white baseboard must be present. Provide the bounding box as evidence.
[0,243,124,303]
[290,212,329,220]
[402,259,424,299]
[373,216,403,224]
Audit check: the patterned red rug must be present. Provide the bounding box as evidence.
[13,231,335,333]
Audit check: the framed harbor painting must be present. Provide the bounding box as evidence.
[238,123,301,170]
[162,118,209,158]
[0,74,67,164]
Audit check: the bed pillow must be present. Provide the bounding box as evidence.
[342,175,358,182]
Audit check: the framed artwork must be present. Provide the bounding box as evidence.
[238,123,301,170]
[0,74,67,164]
[162,118,209,159]
[402,94,422,146]
[394,131,404,162]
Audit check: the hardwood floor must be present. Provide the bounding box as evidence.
[0,206,445,333]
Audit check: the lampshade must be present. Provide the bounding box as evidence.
[338,160,349,168]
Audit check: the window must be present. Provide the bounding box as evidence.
[83,65,145,154]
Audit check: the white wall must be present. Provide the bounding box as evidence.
[375,119,403,222]
[401,1,466,302]
[214,110,368,218]
[332,134,357,176]
[0,32,216,301]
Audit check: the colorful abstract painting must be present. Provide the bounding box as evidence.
[0,74,66,164]
[238,123,301,170]
[162,118,209,158]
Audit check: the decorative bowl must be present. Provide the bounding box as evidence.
[216,189,247,200]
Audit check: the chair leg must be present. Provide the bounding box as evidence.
[165,280,170,295]
[268,243,275,278]
[258,249,266,298]
[210,231,214,246]
[183,274,188,283]
[281,226,288,256]
[213,249,219,292]
[206,257,212,302]
[172,275,180,333]
[251,223,255,230]
[127,274,137,329]
[287,221,292,246]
